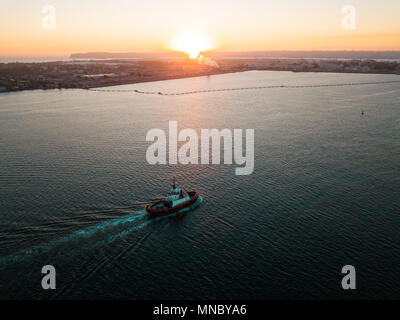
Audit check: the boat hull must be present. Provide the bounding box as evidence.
[146,191,199,216]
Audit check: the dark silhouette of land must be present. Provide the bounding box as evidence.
[1,51,399,92]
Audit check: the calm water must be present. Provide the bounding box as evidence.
[0,71,399,299]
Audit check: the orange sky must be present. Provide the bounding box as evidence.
[0,0,399,57]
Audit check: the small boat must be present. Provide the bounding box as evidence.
[146,177,200,217]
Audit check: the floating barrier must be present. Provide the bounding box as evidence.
[86,80,400,96]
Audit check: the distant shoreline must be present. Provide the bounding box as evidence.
[1,50,399,64]
[1,58,399,93]
[70,50,400,60]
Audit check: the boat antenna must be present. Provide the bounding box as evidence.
[172,176,176,189]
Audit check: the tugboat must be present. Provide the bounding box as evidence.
[146,177,200,217]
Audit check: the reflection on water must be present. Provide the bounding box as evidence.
[0,71,400,299]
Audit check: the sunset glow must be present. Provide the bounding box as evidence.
[169,32,216,59]
[0,0,399,57]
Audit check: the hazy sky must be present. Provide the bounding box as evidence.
[1,0,399,56]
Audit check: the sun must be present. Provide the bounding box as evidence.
[169,32,216,59]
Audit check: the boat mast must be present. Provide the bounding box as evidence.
[172,176,176,189]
